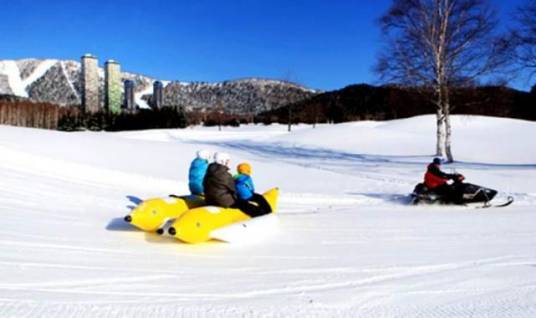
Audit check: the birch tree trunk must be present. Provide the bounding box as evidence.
[436,107,446,157]
[443,86,454,162]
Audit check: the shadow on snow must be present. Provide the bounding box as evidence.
[190,140,536,170]
[106,195,144,232]
[105,217,138,231]
[348,192,414,205]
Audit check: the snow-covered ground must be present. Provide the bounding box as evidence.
[1,115,535,317]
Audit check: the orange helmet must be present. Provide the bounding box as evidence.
[237,162,252,175]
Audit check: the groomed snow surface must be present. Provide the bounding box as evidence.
[1,115,535,317]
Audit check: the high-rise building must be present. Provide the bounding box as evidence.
[81,54,99,113]
[153,81,163,109]
[123,80,135,111]
[105,60,122,114]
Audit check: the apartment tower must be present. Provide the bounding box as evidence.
[81,54,99,113]
[123,80,135,111]
[153,81,163,109]
[105,60,122,113]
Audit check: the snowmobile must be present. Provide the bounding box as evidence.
[411,174,513,208]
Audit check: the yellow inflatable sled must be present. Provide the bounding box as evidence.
[124,195,205,232]
[168,188,279,244]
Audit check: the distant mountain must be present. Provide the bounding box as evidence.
[0,59,318,114]
[259,84,536,123]
[159,78,317,114]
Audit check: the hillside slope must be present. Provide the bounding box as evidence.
[0,116,535,317]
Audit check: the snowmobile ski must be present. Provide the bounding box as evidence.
[476,196,514,209]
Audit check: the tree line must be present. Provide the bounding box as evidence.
[258,84,536,124]
[0,96,257,131]
[0,99,78,130]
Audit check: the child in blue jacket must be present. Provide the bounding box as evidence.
[188,150,211,195]
[234,162,272,217]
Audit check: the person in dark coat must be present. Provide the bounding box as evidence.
[203,152,236,207]
[203,153,271,217]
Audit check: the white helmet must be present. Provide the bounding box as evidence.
[214,152,231,166]
[196,149,211,161]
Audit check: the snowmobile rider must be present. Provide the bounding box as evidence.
[234,162,272,217]
[203,153,271,217]
[188,150,211,195]
[424,158,465,202]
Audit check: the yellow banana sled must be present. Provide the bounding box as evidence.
[124,195,205,232]
[123,188,279,243]
[168,188,279,243]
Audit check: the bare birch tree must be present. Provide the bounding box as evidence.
[512,0,536,80]
[376,0,511,162]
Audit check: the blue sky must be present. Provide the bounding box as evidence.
[1,0,530,91]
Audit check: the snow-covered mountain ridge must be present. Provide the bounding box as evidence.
[0,58,318,113]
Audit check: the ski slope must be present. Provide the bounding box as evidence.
[1,115,535,317]
[0,60,28,97]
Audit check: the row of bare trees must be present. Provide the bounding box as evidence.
[376,0,535,162]
[0,101,79,130]
[0,98,257,131]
